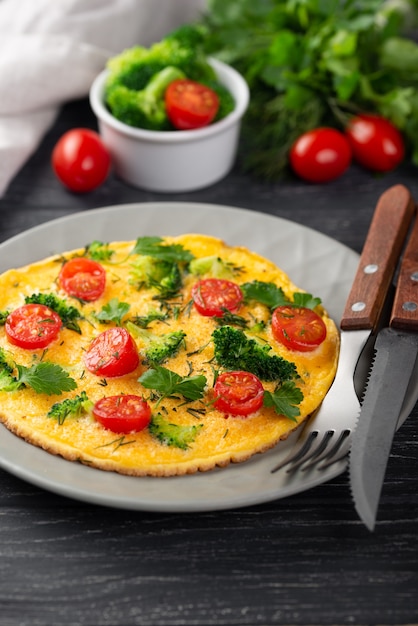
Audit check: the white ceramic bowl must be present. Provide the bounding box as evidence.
[89,58,249,193]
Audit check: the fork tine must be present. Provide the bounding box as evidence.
[271,428,352,474]
[301,429,351,471]
[270,431,318,473]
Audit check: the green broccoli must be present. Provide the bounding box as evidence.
[189,255,242,279]
[148,412,203,450]
[212,325,298,382]
[129,256,183,299]
[47,391,93,425]
[104,25,234,130]
[106,66,186,130]
[24,293,82,333]
[0,348,21,392]
[127,323,186,365]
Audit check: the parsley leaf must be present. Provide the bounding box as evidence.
[263,382,304,422]
[241,281,321,310]
[15,362,77,396]
[95,298,131,326]
[139,365,207,404]
[241,281,289,309]
[131,236,194,263]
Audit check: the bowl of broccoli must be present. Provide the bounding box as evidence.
[89,27,249,193]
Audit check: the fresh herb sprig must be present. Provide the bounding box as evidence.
[0,349,77,395]
[198,0,418,177]
[139,365,207,406]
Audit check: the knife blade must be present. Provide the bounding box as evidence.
[350,205,418,531]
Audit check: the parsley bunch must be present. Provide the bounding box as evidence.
[197,0,418,178]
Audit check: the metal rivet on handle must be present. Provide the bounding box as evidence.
[402,301,417,311]
[411,272,418,282]
[352,302,366,312]
[364,264,378,274]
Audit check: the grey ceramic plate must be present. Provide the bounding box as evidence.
[0,202,360,512]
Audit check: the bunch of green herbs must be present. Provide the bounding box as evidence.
[195,0,418,178]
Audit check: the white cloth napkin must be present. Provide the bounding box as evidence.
[0,0,206,197]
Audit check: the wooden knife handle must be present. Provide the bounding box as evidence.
[390,213,418,331]
[341,184,415,331]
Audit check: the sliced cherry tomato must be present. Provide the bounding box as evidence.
[271,306,326,352]
[84,327,139,378]
[93,395,151,434]
[5,304,62,350]
[165,79,220,130]
[213,370,264,417]
[192,278,243,317]
[289,127,352,183]
[345,114,404,172]
[52,128,111,193]
[59,257,106,302]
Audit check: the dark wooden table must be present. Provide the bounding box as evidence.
[0,98,417,626]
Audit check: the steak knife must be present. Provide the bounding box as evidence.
[350,203,418,531]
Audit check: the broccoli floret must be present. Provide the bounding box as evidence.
[106,66,186,130]
[47,391,93,425]
[212,325,298,382]
[189,255,241,279]
[129,256,182,299]
[148,412,203,450]
[105,26,234,130]
[127,323,186,365]
[0,310,10,325]
[25,293,82,333]
[0,348,20,392]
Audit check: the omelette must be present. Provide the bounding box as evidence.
[0,234,339,476]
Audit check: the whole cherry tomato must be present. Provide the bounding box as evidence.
[58,257,106,302]
[213,370,264,416]
[289,127,352,183]
[52,128,111,193]
[165,79,219,130]
[191,278,243,317]
[271,306,327,352]
[84,327,139,378]
[5,304,62,350]
[93,395,151,434]
[345,114,405,172]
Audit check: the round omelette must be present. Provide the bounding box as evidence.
[0,234,339,476]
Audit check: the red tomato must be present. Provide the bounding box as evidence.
[271,306,326,352]
[52,128,111,193]
[5,304,62,350]
[345,114,404,172]
[84,327,139,378]
[192,278,243,317]
[93,395,151,434]
[165,79,220,130]
[59,257,106,302]
[213,370,264,417]
[289,127,352,183]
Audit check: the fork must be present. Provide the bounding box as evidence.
[271,184,415,474]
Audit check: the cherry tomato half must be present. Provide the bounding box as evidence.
[58,257,106,302]
[289,127,352,183]
[192,278,243,317]
[93,395,151,434]
[165,79,220,130]
[271,306,326,352]
[84,327,140,378]
[5,304,62,350]
[345,114,405,172]
[52,128,111,193]
[213,370,264,417]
